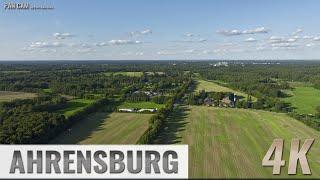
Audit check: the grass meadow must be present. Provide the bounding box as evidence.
[157,106,320,178]
[50,112,152,144]
[0,91,37,102]
[58,98,95,117]
[196,80,256,101]
[283,86,320,114]
[104,71,143,77]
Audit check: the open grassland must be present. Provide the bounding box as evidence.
[58,99,95,117]
[284,86,320,114]
[119,101,165,109]
[50,112,152,144]
[104,71,143,77]
[0,91,37,102]
[196,79,256,101]
[1,70,31,74]
[157,106,320,178]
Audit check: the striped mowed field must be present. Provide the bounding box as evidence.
[159,106,320,178]
[51,112,152,144]
[196,80,257,101]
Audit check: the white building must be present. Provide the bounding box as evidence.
[118,108,134,112]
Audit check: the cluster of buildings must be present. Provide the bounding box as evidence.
[133,90,158,97]
[203,94,237,108]
[209,62,229,67]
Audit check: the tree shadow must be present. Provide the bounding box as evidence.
[49,101,120,144]
[154,106,190,144]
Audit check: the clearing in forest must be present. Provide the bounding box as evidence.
[58,98,95,117]
[104,71,143,77]
[0,91,37,102]
[283,86,320,114]
[196,79,256,101]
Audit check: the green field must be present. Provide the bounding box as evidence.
[157,106,320,178]
[42,88,53,93]
[104,71,143,77]
[119,101,165,109]
[50,112,152,144]
[0,91,37,102]
[284,86,320,114]
[196,80,256,101]
[1,70,31,74]
[58,99,95,117]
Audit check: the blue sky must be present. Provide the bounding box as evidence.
[1,0,320,60]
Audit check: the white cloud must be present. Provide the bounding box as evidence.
[184,49,196,53]
[53,32,73,39]
[130,29,152,36]
[29,41,63,48]
[185,33,194,37]
[271,43,298,48]
[287,38,297,42]
[135,52,144,56]
[108,39,142,45]
[94,42,108,47]
[202,50,213,54]
[245,37,257,42]
[218,27,268,36]
[174,38,207,43]
[303,35,313,39]
[76,48,95,54]
[313,36,320,41]
[306,43,315,47]
[269,36,297,44]
[292,28,303,35]
[157,51,177,55]
[292,35,300,39]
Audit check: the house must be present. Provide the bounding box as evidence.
[220,93,237,108]
[204,97,213,106]
[118,108,135,112]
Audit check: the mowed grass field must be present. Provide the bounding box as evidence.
[284,86,320,114]
[157,106,320,178]
[0,91,37,102]
[51,112,152,144]
[58,99,95,117]
[196,79,256,101]
[119,101,165,109]
[104,71,143,77]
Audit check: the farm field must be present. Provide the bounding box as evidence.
[157,106,320,178]
[104,71,143,77]
[283,86,320,114]
[50,112,152,144]
[1,70,31,74]
[0,91,37,102]
[58,98,95,117]
[119,101,165,109]
[196,79,256,101]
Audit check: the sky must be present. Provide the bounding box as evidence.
[1,0,320,60]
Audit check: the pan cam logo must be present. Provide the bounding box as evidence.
[4,3,29,10]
